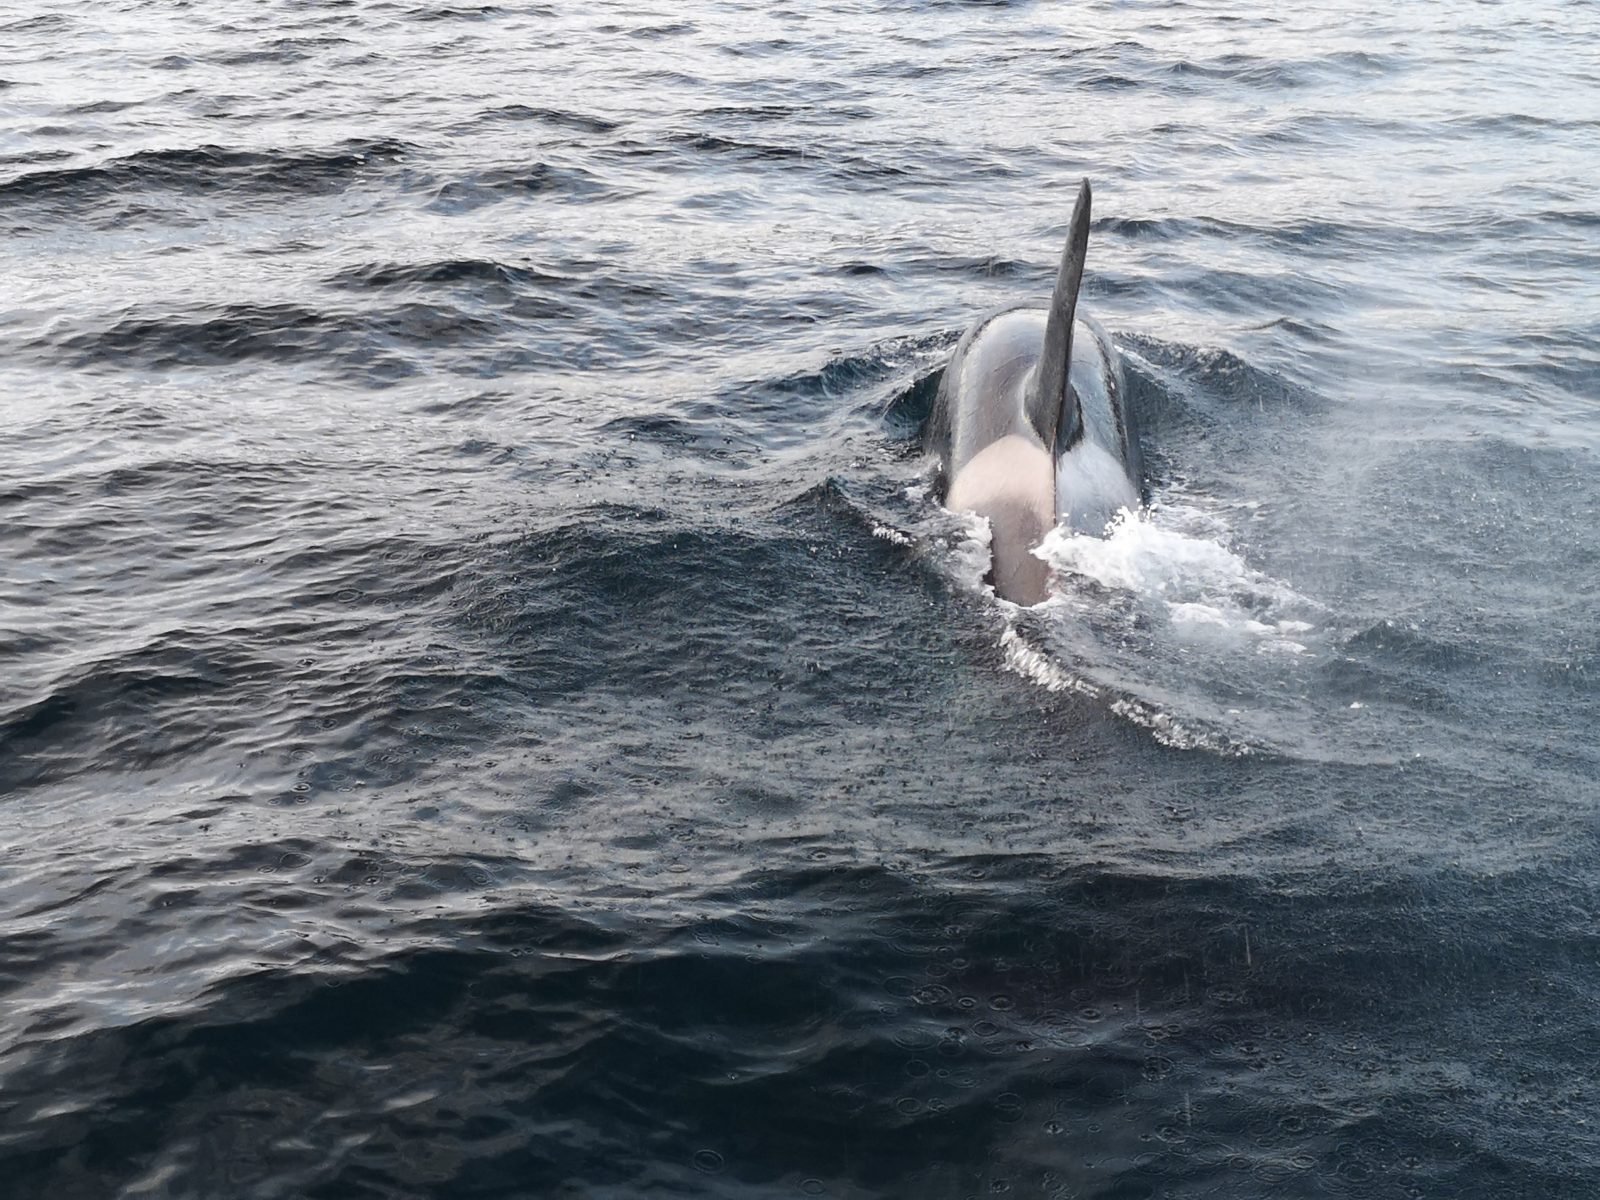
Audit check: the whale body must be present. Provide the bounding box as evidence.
[926,180,1141,605]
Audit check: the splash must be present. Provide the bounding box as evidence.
[921,482,1316,753]
[984,499,1320,754]
[1037,503,1316,656]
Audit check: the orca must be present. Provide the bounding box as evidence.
[925,180,1141,605]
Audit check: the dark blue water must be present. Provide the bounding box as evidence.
[4,1,1599,1196]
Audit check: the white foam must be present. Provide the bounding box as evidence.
[931,480,1315,753]
[985,497,1318,754]
[1036,504,1315,655]
[945,509,997,597]
[998,625,1099,696]
[1108,696,1253,757]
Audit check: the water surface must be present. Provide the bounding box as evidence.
[3,1,1599,1195]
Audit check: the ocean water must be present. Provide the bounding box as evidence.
[3,0,1598,1196]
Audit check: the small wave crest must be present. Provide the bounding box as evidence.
[998,623,1251,756]
[0,139,410,214]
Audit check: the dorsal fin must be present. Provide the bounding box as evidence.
[1027,178,1091,456]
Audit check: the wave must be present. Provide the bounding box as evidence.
[476,103,621,134]
[422,161,621,213]
[27,299,500,375]
[8,846,1586,1195]
[0,139,412,212]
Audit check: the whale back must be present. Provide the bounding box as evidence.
[926,178,1138,603]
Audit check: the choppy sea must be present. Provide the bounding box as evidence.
[4,1,1599,1196]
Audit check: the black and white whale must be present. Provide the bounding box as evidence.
[926,180,1141,605]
